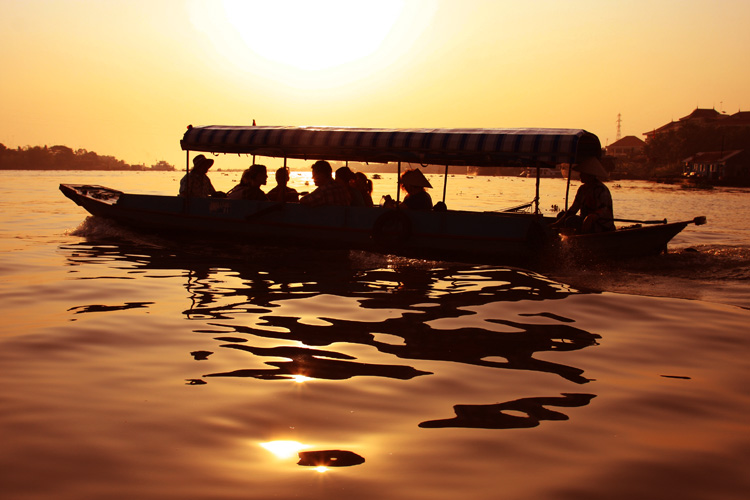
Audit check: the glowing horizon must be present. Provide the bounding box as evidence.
[1,0,749,167]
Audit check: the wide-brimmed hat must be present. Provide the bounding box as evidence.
[574,157,608,180]
[192,154,214,170]
[400,169,432,188]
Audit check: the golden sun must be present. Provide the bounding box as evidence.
[220,0,405,71]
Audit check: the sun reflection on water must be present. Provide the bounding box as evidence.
[259,442,343,473]
[259,440,310,460]
[291,374,313,384]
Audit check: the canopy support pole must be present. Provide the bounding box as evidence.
[442,165,448,203]
[534,164,541,214]
[183,150,191,212]
[564,165,572,211]
[396,161,402,203]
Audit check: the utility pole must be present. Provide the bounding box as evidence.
[616,113,622,141]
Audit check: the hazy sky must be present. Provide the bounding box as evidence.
[2,0,749,166]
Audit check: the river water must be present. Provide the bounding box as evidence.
[1,170,749,500]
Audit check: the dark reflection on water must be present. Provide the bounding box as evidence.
[68,302,154,314]
[215,316,598,383]
[207,343,431,381]
[61,231,602,427]
[371,319,598,384]
[187,259,600,384]
[419,393,596,429]
[297,449,365,467]
[190,350,213,360]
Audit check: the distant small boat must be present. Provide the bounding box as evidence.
[520,167,560,178]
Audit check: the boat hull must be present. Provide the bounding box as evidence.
[60,184,551,265]
[60,184,696,266]
[559,222,690,261]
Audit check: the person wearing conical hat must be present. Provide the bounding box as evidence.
[553,157,615,233]
[399,168,433,210]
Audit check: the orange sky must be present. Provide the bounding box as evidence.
[2,0,749,167]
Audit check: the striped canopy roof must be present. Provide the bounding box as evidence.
[181,125,601,167]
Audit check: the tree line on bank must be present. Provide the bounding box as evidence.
[0,144,175,171]
[4,124,749,178]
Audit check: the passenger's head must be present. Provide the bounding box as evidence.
[239,169,252,185]
[311,160,333,186]
[192,154,214,173]
[354,172,372,194]
[335,166,355,185]
[400,169,432,193]
[275,166,290,185]
[247,164,268,186]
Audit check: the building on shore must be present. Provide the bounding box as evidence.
[606,135,646,157]
[644,108,750,141]
[682,149,748,184]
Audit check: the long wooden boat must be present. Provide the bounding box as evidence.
[60,125,705,266]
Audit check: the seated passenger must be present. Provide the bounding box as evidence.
[267,166,299,202]
[399,169,433,210]
[335,166,365,206]
[552,157,615,233]
[227,164,269,201]
[179,154,225,198]
[299,160,351,207]
[354,172,374,207]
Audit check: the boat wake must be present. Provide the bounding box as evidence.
[547,244,750,308]
[610,244,750,280]
[68,216,170,249]
[67,216,750,307]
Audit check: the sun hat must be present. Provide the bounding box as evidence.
[574,157,608,180]
[192,154,214,170]
[400,169,432,188]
